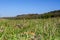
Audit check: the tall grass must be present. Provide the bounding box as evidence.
[0,17,60,40]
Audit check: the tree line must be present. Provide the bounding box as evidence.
[2,10,60,19]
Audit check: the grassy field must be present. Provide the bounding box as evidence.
[0,17,60,40]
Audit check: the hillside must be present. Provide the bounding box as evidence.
[15,10,60,19]
[2,10,60,19]
[0,10,60,40]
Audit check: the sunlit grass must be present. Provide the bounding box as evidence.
[0,17,60,40]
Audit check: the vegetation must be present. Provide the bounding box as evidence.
[2,10,60,19]
[0,17,60,40]
[0,10,60,40]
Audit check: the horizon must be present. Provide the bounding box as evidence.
[0,0,60,17]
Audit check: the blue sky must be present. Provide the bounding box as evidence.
[0,0,60,17]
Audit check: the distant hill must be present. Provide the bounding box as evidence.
[2,10,60,19]
[43,10,60,17]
